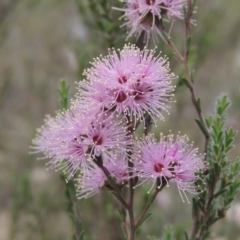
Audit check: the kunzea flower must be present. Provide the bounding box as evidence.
[78,44,175,127]
[113,0,187,44]
[159,0,186,19]
[31,108,132,180]
[133,134,204,202]
[106,153,131,185]
[76,163,107,199]
[80,115,132,161]
[31,110,89,179]
[76,154,130,199]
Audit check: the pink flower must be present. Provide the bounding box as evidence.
[113,0,187,43]
[76,154,130,199]
[78,44,175,127]
[76,163,107,199]
[107,153,130,185]
[161,0,186,19]
[133,134,204,202]
[31,111,88,178]
[31,109,131,180]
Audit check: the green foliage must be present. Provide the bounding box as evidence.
[190,95,240,240]
[58,79,70,110]
[146,225,190,240]
[137,213,152,229]
[162,225,177,240]
[75,0,124,48]
[62,175,85,240]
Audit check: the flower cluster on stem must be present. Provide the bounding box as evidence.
[32,7,205,237]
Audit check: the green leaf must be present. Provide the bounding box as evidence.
[176,77,185,89]
[163,225,176,240]
[213,145,219,156]
[197,98,201,111]
[80,231,85,240]
[192,0,197,11]
[216,131,223,143]
[186,35,192,52]
[191,69,195,83]
[58,79,70,110]
[184,231,189,240]
[205,116,213,128]
[146,192,157,206]
[192,198,199,217]
[136,213,152,229]
[110,191,127,208]
[181,77,191,88]
[183,6,187,21]
[213,189,226,198]
[121,222,128,240]
[195,119,208,136]
[117,208,126,221]
[216,95,230,115]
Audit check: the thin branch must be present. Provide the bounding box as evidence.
[93,156,128,209]
[73,198,83,239]
[128,160,136,240]
[162,15,210,155]
[135,189,159,229]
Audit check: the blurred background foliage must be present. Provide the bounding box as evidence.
[0,0,240,239]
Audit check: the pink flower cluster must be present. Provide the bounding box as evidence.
[133,134,204,202]
[77,44,175,126]
[32,44,204,200]
[32,110,131,181]
[114,0,187,43]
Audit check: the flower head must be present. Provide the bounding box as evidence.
[31,108,131,180]
[31,111,88,178]
[76,154,130,199]
[78,44,175,127]
[113,0,187,43]
[106,153,130,185]
[76,163,107,199]
[161,0,186,19]
[133,134,204,202]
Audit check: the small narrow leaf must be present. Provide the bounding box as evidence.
[121,222,128,240]
[146,193,157,206]
[213,189,227,198]
[184,231,189,240]
[110,191,127,208]
[205,116,213,128]
[117,208,126,221]
[192,0,197,11]
[191,69,195,83]
[58,79,70,110]
[195,119,208,136]
[197,98,201,111]
[192,198,199,217]
[80,231,85,240]
[182,77,191,88]
[186,35,192,52]
[136,213,152,229]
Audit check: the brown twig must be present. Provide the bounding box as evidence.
[73,198,83,239]
[93,156,128,209]
[128,166,136,240]
[162,1,210,155]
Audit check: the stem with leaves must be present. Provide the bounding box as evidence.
[135,186,162,230]
[162,0,210,155]
[190,95,240,240]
